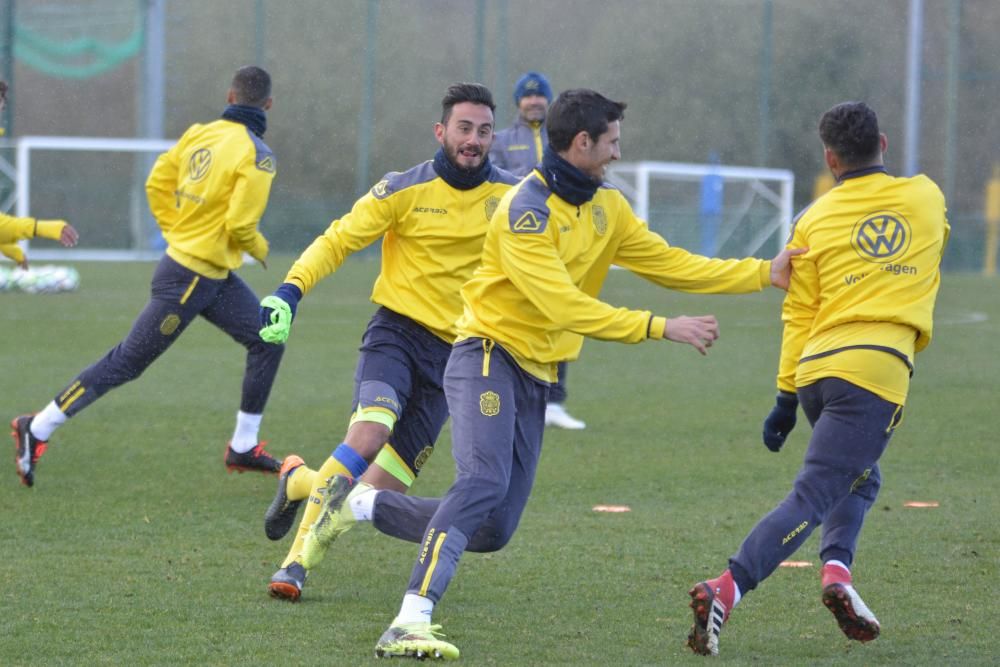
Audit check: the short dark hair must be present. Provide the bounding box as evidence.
[231,66,271,108]
[819,101,881,167]
[441,83,495,124]
[547,89,626,152]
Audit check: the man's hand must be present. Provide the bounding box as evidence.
[769,246,808,289]
[1,242,27,268]
[762,391,798,451]
[663,315,719,355]
[259,283,303,344]
[58,223,79,247]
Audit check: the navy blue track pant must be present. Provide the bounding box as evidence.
[371,337,548,603]
[729,377,902,593]
[54,255,284,418]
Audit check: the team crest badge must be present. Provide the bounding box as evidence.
[479,391,500,417]
[188,149,212,182]
[592,205,608,235]
[851,210,911,263]
[414,446,433,471]
[485,196,500,221]
[160,313,181,336]
[511,210,546,234]
[371,179,390,199]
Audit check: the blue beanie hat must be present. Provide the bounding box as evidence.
[513,71,553,104]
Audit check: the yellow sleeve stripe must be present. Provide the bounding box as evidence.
[418,531,448,596]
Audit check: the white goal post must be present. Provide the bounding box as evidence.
[6,135,176,261]
[606,161,795,258]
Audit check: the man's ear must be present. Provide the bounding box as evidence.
[824,146,838,172]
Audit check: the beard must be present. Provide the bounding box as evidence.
[521,105,547,124]
[444,140,486,173]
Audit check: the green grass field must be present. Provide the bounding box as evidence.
[1,257,997,665]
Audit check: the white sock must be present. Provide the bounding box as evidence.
[30,401,67,441]
[349,488,379,521]
[230,411,263,453]
[393,593,434,626]
[732,582,742,607]
[826,559,850,573]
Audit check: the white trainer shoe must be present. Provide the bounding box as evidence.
[544,403,586,430]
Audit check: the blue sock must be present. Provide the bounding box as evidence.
[332,443,368,479]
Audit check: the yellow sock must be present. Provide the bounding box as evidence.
[281,455,352,568]
[286,465,317,501]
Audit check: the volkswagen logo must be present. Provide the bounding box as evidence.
[851,211,911,263]
[188,148,212,182]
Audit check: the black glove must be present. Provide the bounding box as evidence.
[762,391,798,452]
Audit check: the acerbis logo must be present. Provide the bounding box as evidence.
[371,179,389,199]
[511,210,546,234]
[851,211,911,263]
[781,520,809,545]
[256,155,275,173]
[188,148,212,182]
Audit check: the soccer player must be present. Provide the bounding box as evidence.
[10,66,285,488]
[257,82,519,601]
[0,80,79,266]
[295,88,803,660]
[0,216,78,268]
[490,70,586,430]
[686,102,949,657]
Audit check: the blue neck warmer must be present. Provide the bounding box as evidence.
[432,148,492,190]
[221,104,267,138]
[541,149,600,206]
[837,165,887,183]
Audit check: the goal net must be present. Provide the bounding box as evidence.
[605,161,795,259]
[1,135,175,262]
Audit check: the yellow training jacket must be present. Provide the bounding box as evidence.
[777,168,949,404]
[0,215,67,264]
[284,161,520,343]
[145,118,275,279]
[458,171,772,382]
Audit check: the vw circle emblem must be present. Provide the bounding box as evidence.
[851,211,911,263]
[188,148,212,182]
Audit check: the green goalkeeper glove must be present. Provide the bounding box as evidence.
[259,283,302,344]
